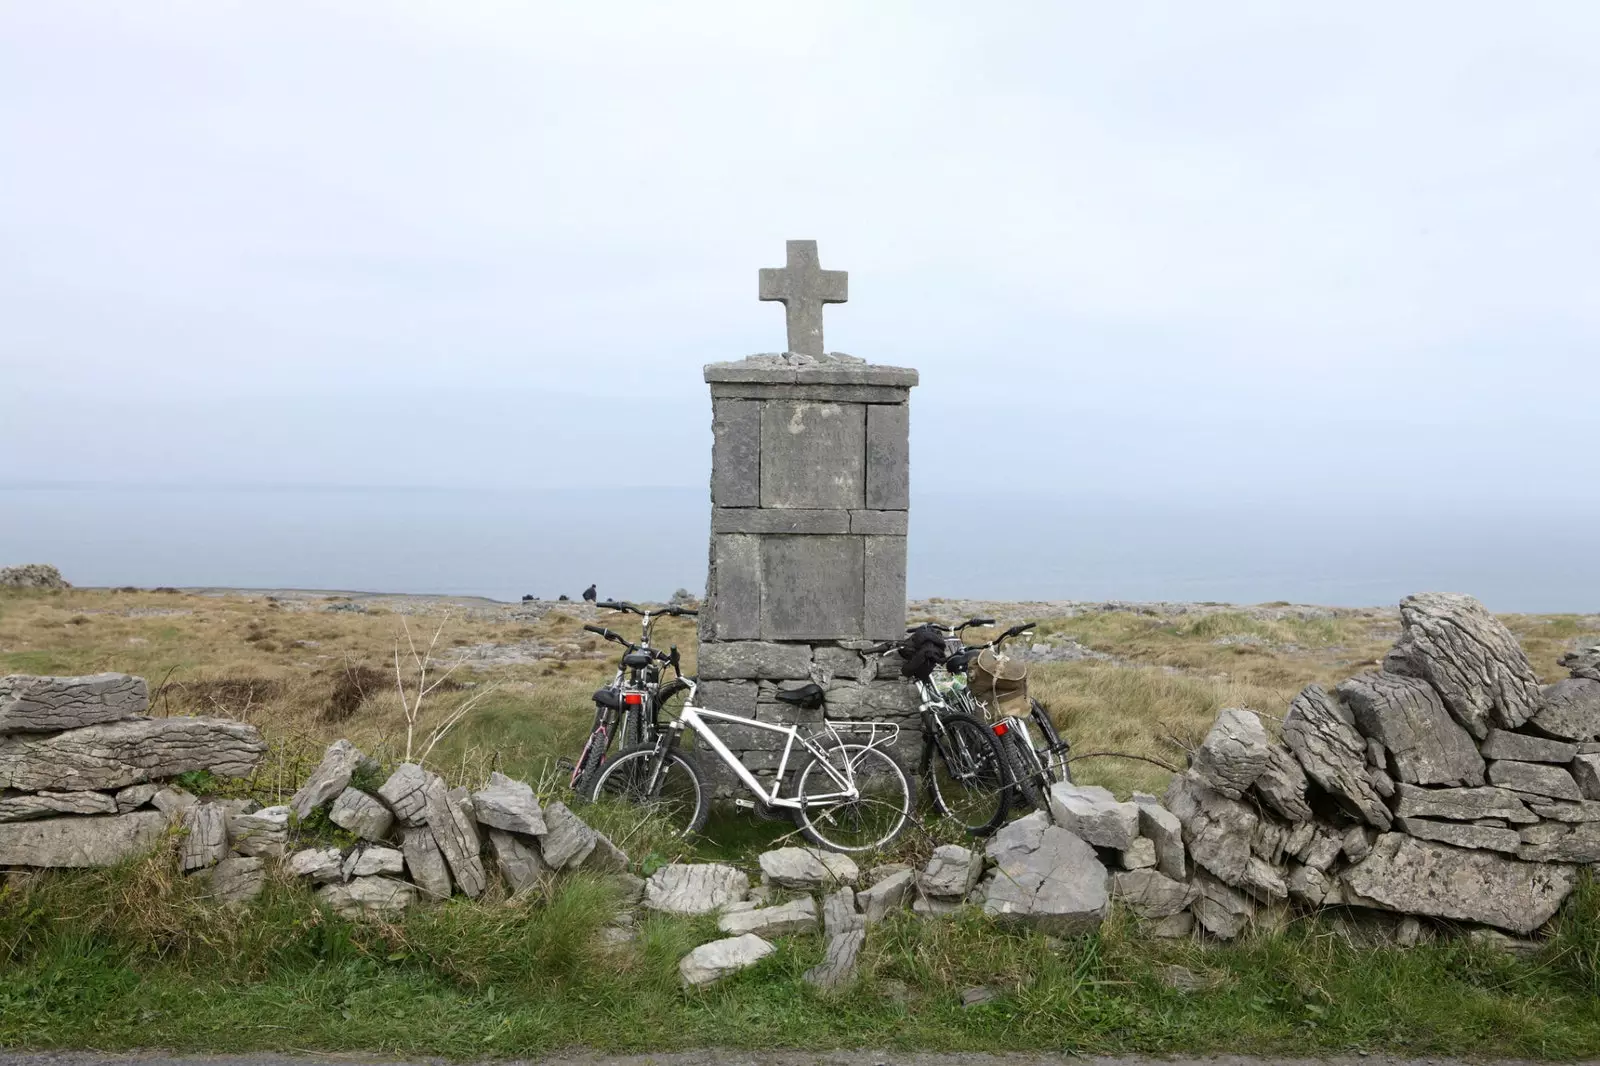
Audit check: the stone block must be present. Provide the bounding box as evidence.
[1480,728,1577,764]
[290,739,371,820]
[759,401,865,510]
[865,403,910,509]
[695,680,758,716]
[679,933,774,987]
[329,788,395,842]
[0,810,168,867]
[1488,760,1582,801]
[0,790,117,822]
[400,825,454,900]
[698,641,814,680]
[863,535,907,641]
[0,673,147,733]
[1571,753,1600,799]
[712,508,849,535]
[795,364,918,386]
[1392,782,1537,823]
[849,509,908,535]
[1395,816,1520,854]
[711,399,760,507]
[0,717,266,792]
[471,771,547,837]
[710,382,911,404]
[1336,672,1484,786]
[760,535,864,639]
[706,534,761,640]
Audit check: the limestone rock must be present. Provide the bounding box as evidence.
[1480,729,1577,764]
[329,788,395,842]
[1341,824,1374,862]
[1110,868,1197,918]
[645,862,749,914]
[422,783,485,898]
[858,868,914,922]
[114,783,158,812]
[1571,754,1600,800]
[317,875,417,918]
[717,895,819,937]
[486,827,548,895]
[1134,799,1187,880]
[471,771,547,836]
[1397,592,1542,737]
[1527,798,1600,822]
[376,763,431,826]
[401,825,454,900]
[1392,782,1537,824]
[180,802,227,871]
[1517,821,1600,863]
[342,845,404,878]
[912,895,964,918]
[1190,870,1253,940]
[1336,672,1484,786]
[1286,863,1334,906]
[678,933,774,987]
[1295,825,1344,871]
[0,673,148,734]
[821,886,864,936]
[0,809,168,866]
[1281,684,1391,829]
[1343,831,1578,934]
[1239,856,1288,902]
[1149,911,1195,938]
[919,844,982,899]
[758,846,858,889]
[1254,745,1313,822]
[1487,760,1582,801]
[289,739,370,820]
[539,800,626,872]
[0,717,266,791]
[151,786,196,816]
[1119,837,1157,870]
[1395,816,1520,854]
[228,805,289,857]
[1164,772,1256,887]
[201,855,265,904]
[1531,679,1600,741]
[1563,646,1600,682]
[1047,782,1138,850]
[284,846,344,883]
[804,929,865,992]
[980,810,1109,935]
[0,789,116,822]
[1190,707,1270,798]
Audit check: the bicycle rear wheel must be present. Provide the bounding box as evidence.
[569,725,611,797]
[999,725,1048,811]
[1029,697,1071,785]
[589,743,709,838]
[794,744,911,853]
[926,713,1010,836]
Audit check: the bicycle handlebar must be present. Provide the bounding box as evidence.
[596,600,642,615]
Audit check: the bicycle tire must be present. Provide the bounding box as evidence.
[569,726,611,798]
[925,713,1010,836]
[794,743,912,853]
[589,743,709,838]
[650,678,693,734]
[1029,698,1071,786]
[1001,729,1049,812]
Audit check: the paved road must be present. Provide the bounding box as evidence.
[2,1052,1592,1066]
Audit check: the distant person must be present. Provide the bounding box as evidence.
[582,584,597,603]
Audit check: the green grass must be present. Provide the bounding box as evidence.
[6,860,1600,1057]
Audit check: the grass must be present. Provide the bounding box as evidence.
[3,587,1600,1055]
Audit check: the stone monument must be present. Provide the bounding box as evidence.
[697,240,919,784]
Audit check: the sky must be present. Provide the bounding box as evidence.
[2,3,1598,604]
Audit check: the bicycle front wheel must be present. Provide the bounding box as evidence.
[926,713,1010,836]
[590,743,709,838]
[795,743,911,853]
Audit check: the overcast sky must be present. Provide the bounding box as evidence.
[3,2,1597,512]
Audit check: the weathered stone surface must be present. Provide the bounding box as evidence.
[849,509,908,535]
[758,846,858,890]
[0,789,116,822]
[696,641,814,681]
[760,401,865,510]
[114,783,158,812]
[151,786,196,816]
[679,933,774,987]
[0,673,147,733]
[1487,760,1582,801]
[471,771,546,836]
[1164,772,1256,886]
[1564,646,1600,682]
[1336,672,1484,786]
[1281,684,1391,829]
[400,825,453,899]
[1119,837,1157,870]
[1392,782,1537,824]
[1110,868,1197,918]
[289,739,370,820]
[1149,911,1196,938]
[1134,799,1187,880]
[863,535,908,642]
[1254,745,1313,822]
[424,784,485,898]
[804,929,865,992]
[1396,816,1520,854]
[1190,708,1269,798]
[0,717,266,791]
[1527,798,1600,822]
[201,855,265,904]
[1341,824,1375,862]
[1190,870,1253,940]
[761,535,865,640]
[1531,679,1600,741]
[713,508,850,535]
[911,895,964,918]
[486,828,548,894]
[920,844,982,899]
[981,811,1109,935]
[1048,782,1138,850]
[821,886,863,936]
[711,398,761,508]
[180,802,227,871]
[1480,728,1577,764]
[718,895,818,937]
[284,846,344,882]
[1345,832,1578,933]
[1286,863,1335,906]
[1517,821,1600,863]
[1397,592,1542,737]
[1572,754,1600,800]
[343,845,405,878]
[865,403,910,510]
[329,788,395,842]
[317,875,417,918]
[703,534,760,641]
[859,868,914,922]
[0,809,168,867]
[228,805,289,856]
[646,862,749,914]
[376,763,431,826]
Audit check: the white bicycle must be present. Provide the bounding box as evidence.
[588,678,912,853]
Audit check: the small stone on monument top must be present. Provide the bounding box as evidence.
[758,239,847,358]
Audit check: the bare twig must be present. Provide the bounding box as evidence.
[1064,750,1183,773]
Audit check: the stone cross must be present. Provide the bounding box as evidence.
[758,239,847,358]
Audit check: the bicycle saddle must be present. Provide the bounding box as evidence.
[622,650,653,669]
[592,688,622,710]
[945,649,977,673]
[774,682,825,709]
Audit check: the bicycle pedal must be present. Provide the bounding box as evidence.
[732,798,756,810]
[554,757,576,772]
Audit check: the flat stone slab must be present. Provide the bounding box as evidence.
[201,855,266,905]
[1487,760,1582,801]
[486,827,548,895]
[697,641,814,681]
[0,673,147,733]
[1336,672,1484,786]
[180,802,227,871]
[228,804,289,856]
[1532,678,1600,741]
[1110,868,1198,918]
[1163,772,1256,887]
[401,825,454,900]
[919,844,983,899]
[716,895,818,937]
[376,763,431,826]
[471,771,547,836]
[1480,728,1578,764]
[329,787,395,842]
[1048,782,1138,850]
[0,716,266,791]
[981,810,1109,935]
[1395,816,1521,854]
[1134,798,1187,880]
[804,929,865,992]
[316,875,417,918]
[284,846,344,883]
[0,789,117,822]
[1343,831,1579,934]
[289,739,370,820]
[0,809,168,866]
[1190,707,1269,798]
[1392,782,1537,823]
[427,784,486,897]
[645,862,749,914]
[1395,592,1543,737]
[758,846,858,890]
[539,800,626,873]
[678,932,774,987]
[1282,684,1391,829]
[858,868,914,922]
[343,845,405,878]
